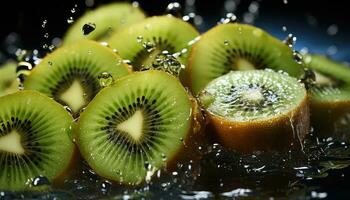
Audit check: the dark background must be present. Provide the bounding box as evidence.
[0,0,349,61]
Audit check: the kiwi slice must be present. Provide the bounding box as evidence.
[185,23,304,94]
[199,70,309,153]
[24,40,130,117]
[76,70,200,185]
[0,90,74,191]
[63,3,146,44]
[0,61,17,96]
[303,54,350,136]
[107,15,199,71]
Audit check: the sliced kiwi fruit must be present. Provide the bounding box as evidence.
[76,70,201,185]
[107,15,199,71]
[24,40,131,117]
[63,2,146,44]
[303,54,350,136]
[0,61,18,96]
[0,90,75,191]
[185,23,304,94]
[199,70,309,153]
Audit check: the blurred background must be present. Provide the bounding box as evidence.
[0,0,349,62]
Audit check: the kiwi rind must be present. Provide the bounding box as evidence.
[107,15,199,71]
[0,61,17,96]
[0,90,75,191]
[24,40,131,116]
[76,70,201,185]
[199,70,309,153]
[63,2,146,44]
[185,23,304,95]
[303,54,350,136]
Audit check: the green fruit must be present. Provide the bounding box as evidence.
[107,15,199,71]
[0,90,75,191]
[63,3,146,44]
[199,70,309,152]
[0,61,17,96]
[76,70,198,185]
[304,54,350,136]
[185,23,304,94]
[24,40,130,117]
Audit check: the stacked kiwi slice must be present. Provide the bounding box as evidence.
[24,40,130,117]
[0,61,18,96]
[184,23,304,94]
[303,54,350,136]
[63,2,146,44]
[199,70,309,152]
[0,91,75,191]
[76,70,200,185]
[107,15,199,71]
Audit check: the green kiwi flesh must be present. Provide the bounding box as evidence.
[303,54,350,135]
[186,23,304,94]
[63,3,146,44]
[0,90,74,191]
[76,70,193,185]
[0,61,17,96]
[107,15,199,71]
[24,40,130,117]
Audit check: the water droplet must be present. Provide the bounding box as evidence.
[166,2,182,17]
[42,20,47,28]
[71,7,76,13]
[182,12,196,25]
[300,68,316,89]
[82,23,96,35]
[85,0,94,7]
[136,35,143,43]
[219,13,237,24]
[142,41,156,52]
[100,41,109,47]
[283,33,296,48]
[67,17,74,24]
[98,72,114,87]
[44,33,49,38]
[132,1,139,8]
[224,40,229,46]
[293,51,303,64]
[224,0,237,12]
[327,24,338,36]
[151,52,183,77]
[161,153,167,161]
[48,61,53,66]
[282,26,287,32]
[326,45,338,55]
[283,0,288,4]
[64,106,73,114]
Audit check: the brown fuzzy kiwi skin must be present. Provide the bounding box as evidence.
[201,95,310,153]
[310,99,350,138]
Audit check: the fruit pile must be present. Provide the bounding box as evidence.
[0,2,349,191]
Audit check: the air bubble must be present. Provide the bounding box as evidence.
[151,51,183,77]
[283,0,288,4]
[182,13,196,25]
[224,40,229,46]
[136,35,143,43]
[293,51,303,64]
[282,26,287,32]
[98,72,114,87]
[132,1,139,8]
[82,23,96,35]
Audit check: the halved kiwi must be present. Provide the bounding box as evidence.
[199,70,309,153]
[76,70,201,185]
[107,15,199,71]
[303,54,350,136]
[24,40,131,117]
[0,61,17,96]
[185,23,304,94]
[63,3,146,44]
[0,90,75,191]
